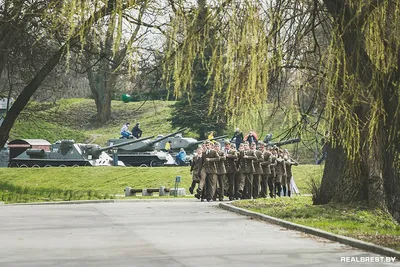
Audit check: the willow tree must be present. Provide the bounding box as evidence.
[163,0,400,221]
[0,0,138,148]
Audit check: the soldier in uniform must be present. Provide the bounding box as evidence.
[267,146,277,198]
[239,141,257,199]
[214,142,226,201]
[234,143,246,199]
[189,147,203,194]
[251,142,264,199]
[197,140,220,202]
[224,143,238,201]
[284,150,298,197]
[259,142,269,198]
[275,149,287,197]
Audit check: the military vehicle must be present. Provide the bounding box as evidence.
[156,135,228,154]
[106,129,187,167]
[8,137,153,168]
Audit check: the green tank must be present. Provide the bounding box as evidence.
[8,137,152,167]
[106,129,187,167]
[155,135,228,154]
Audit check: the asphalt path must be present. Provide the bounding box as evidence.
[0,199,398,267]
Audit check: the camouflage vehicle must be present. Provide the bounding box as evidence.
[8,137,152,167]
[155,134,228,154]
[106,129,187,167]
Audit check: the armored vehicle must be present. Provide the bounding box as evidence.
[8,137,152,167]
[156,135,228,154]
[106,129,187,167]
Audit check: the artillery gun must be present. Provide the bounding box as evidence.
[106,129,187,167]
[266,137,301,147]
[8,137,153,168]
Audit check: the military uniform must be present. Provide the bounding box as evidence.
[225,148,238,200]
[260,150,272,198]
[275,157,286,197]
[284,157,298,197]
[253,149,264,199]
[189,154,202,194]
[215,150,227,201]
[198,149,220,201]
[239,149,257,199]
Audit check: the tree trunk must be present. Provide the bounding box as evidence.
[318,0,388,211]
[87,66,115,123]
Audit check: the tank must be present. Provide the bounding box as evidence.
[156,135,228,154]
[106,129,187,167]
[8,137,153,168]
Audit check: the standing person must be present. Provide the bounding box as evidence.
[284,150,299,197]
[269,148,278,198]
[189,147,203,194]
[235,143,246,199]
[231,128,244,150]
[259,143,270,198]
[224,143,238,201]
[246,131,258,145]
[165,141,173,153]
[197,140,220,202]
[120,122,131,138]
[275,150,287,197]
[176,148,187,166]
[213,142,226,201]
[131,123,142,138]
[252,142,264,199]
[239,141,257,199]
[208,131,214,140]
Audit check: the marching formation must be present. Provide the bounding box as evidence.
[189,140,298,202]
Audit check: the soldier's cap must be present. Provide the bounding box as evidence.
[224,141,230,145]
[258,141,265,146]
[204,140,212,144]
[243,141,249,145]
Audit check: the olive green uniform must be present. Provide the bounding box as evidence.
[215,150,227,201]
[239,150,257,199]
[198,149,220,201]
[225,149,238,200]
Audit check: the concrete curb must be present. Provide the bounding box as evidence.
[4,198,198,206]
[219,202,400,259]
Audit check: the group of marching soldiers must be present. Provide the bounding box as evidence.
[189,140,298,202]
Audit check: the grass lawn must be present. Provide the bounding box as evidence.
[0,164,319,203]
[233,196,400,251]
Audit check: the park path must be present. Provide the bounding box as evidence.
[0,200,397,267]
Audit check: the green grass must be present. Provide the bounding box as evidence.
[0,164,319,203]
[233,196,400,251]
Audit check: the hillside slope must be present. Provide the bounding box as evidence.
[9,98,320,163]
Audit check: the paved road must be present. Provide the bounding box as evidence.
[0,200,398,267]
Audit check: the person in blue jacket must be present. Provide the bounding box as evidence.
[176,148,187,166]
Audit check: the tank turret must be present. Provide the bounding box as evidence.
[107,129,186,152]
[156,135,228,154]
